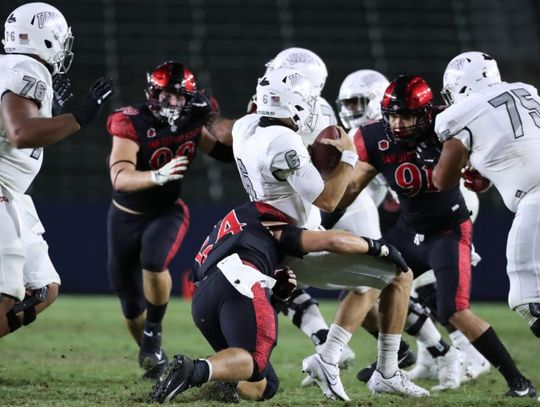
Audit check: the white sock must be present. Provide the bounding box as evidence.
[286,294,329,341]
[448,330,469,350]
[377,333,401,378]
[320,323,352,365]
[416,318,442,348]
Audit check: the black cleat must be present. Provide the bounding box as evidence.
[139,329,168,380]
[151,354,195,403]
[356,347,416,383]
[505,377,537,398]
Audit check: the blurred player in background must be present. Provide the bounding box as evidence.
[0,2,114,337]
[341,73,534,397]
[434,52,540,349]
[106,61,234,379]
[233,67,428,400]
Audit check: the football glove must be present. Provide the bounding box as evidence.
[415,139,441,168]
[462,166,492,192]
[72,77,115,127]
[363,237,408,273]
[52,74,73,115]
[150,156,189,186]
[271,266,297,302]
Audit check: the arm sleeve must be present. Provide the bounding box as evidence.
[278,224,307,257]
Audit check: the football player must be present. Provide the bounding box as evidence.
[106,61,234,379]
[151,201,410,403]
[232,67,428,399]
[0,3,114,337]
[434,52,540,347]
[342,73,535,397]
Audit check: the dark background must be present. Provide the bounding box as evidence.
[2,0,539,301]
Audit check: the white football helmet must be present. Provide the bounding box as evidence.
[336,69,389,129]
[441,51,501,105]
[265,47,327,96]
[3,2,74,75]
[256,67,317,133]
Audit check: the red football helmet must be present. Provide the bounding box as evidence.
[381,75,433,142]
[145,61,197,125]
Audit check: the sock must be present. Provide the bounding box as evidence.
[471,327,522,385]
[377,333,400,378]
[285,291,329,342]
[449,329,470,350]
[320,323,352,365]
[145,301,168,326]
[192,359,212,386]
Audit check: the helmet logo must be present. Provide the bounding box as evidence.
[31,11,60,29]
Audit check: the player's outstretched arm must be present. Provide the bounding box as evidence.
[433,138,469,190]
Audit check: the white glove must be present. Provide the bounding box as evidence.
[150,156,189,186]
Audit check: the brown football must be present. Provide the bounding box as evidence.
[309,125,342,179]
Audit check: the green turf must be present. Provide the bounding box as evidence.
[1,296,538,406]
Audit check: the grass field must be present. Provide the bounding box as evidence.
[1,296,538,406]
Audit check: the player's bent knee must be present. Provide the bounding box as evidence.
[120,298,145,319]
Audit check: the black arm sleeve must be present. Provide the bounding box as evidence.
[208,141,234,162]
[278,224,306,258]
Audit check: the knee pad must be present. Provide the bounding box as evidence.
[261,365,280,400]
[120,298,145,319]
[405,297,429,336]
[284,289,318,328]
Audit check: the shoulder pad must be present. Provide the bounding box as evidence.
[107,109,139,143]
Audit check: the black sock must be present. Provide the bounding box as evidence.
[145,301,168,328]
[472,327,522,385]
[192,359,211,386]
[427,340,450,357]
[311,328,329,346]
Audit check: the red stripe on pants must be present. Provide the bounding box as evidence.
[251,283,276,372]
[455,220,473,311]
[164,199,190,269]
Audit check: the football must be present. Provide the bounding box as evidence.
[309,125,342,179]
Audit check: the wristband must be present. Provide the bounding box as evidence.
[340,150,358,167]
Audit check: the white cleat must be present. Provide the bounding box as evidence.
[301,354,350,401]
[431,347,461,391]
[405,342,437,380]
[368,369,430,397]
[338,345,356,370]
[460,342,491,380]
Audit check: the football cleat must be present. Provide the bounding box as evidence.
[302,353,350,401]
[151,354,195,403]
[303,345,355,387]
[139,328,169,380]
[367,369,430,397]
[431,347,461,391]
[459,342,490,380]
[405,342,438,381]
[357,345,416,383]
[505,377,537,398]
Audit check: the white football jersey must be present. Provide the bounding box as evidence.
[0,54,53,195]
[232,114,324,226]
[298,96,337,145]
[435,81,540,213]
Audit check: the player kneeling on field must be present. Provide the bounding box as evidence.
[151,201,409,403]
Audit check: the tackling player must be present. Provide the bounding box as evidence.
[106,61,234,379]
[150,201,409,403]
[0,2,114,337]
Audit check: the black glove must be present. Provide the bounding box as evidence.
[52,74,73,116]
[72,77,114,127]
[363,237,408,272]
[271,267,297,302]
[415,139,441,168]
